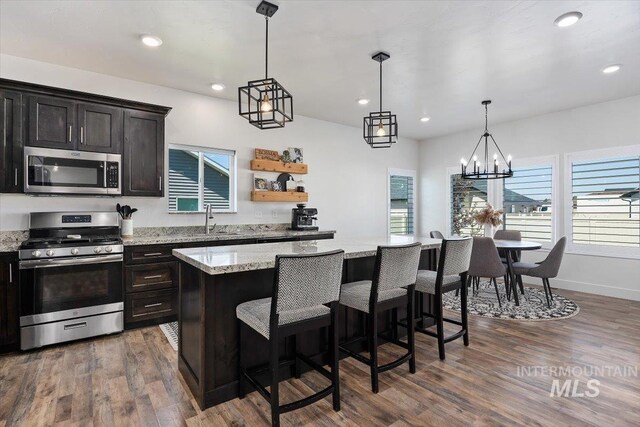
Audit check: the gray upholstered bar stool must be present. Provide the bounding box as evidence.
[338,243,422,393]
[414,237,473,360]
[494,229,523,298]
[512,237,567,307]
[468,237,507,306]
[236,250,344,427]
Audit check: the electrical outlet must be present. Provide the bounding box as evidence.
[254,209,263,218]
[271,209,278,219]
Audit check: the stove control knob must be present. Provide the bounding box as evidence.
[105,246,113,253]
[71,248,79,255]
[94,247,103,254]
[46,249,55,257]
[31,250,42,258]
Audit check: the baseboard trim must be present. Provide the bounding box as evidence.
[549,278,640,301]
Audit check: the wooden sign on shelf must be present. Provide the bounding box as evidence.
[255,148,281,161]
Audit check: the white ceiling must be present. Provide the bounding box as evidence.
[1,1,639,140]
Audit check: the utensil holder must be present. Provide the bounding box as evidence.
[121,219,133,237]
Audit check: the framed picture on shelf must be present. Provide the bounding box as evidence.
[253,174,269,191]
[271,181,283,192]
[289,147,303,163]
[255,148,280,161]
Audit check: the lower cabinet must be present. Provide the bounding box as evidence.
[0,254,19,352]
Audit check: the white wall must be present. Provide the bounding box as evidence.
[0,54,420,237]
[419,95,640,301]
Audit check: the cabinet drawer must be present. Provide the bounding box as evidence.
[125,289,176,323]
[125,261,177,293]
[125,245,174,264]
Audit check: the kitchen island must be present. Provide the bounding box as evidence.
[173,236,440,410]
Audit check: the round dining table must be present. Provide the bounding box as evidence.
[493,239,542,306]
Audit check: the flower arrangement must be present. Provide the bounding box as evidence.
[473,204,504,227]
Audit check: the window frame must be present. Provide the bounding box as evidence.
[564,145,640,259]
[167,143,237,214]
[498,155,559,250]
[387,168,417,236]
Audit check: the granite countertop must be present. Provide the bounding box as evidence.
[172,236,441,276]
[122,229,335,246]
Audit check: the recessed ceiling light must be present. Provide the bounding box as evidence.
[357,98,370,105]
[554,11,583,27]
[211,83,225,91]
[602,64,622,74]
[140,35,163,47]
[420,117,431,123]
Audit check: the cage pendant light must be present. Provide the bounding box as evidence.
[460,100,512,180]
[363,52,398,148]
[238,1,293,129]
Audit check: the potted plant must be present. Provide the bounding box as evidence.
[116,204,138,237]
[473,204,503,237]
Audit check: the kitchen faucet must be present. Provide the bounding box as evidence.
[204,204,216,234]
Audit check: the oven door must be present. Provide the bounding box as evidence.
[19,254,123,326]
[24,147,120,195]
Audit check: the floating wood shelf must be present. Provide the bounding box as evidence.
[250,159,308,174]
[251,191,308,202]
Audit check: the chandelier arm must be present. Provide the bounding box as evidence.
[488,134,510,164]
[264,17,269,79]
[467,134,485,164]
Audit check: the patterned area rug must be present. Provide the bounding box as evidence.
[442,281,580,321]
[159,321,178,351]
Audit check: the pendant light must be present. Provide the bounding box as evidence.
[460,100,512,180]
[238,1,293,129]
[363,52,398,148]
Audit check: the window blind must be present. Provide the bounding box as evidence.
[390,175,414,235]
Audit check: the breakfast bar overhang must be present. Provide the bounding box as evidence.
[173,237,440,410]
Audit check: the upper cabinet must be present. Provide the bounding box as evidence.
[0,78,171,196]
[77,102,123,153]
[0,89,24,193]
[123,110,165,197]
[27,95,76,149]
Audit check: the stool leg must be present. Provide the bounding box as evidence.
[460,275,469,346]
[238,320,246,399]
[369,311,379,393]
[270,331,280,427]
[436,291,445,360]
[293,334,301,379]
[407,286,416,373]
[330,303,340,411]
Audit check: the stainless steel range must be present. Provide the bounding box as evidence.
[18,211,124,350]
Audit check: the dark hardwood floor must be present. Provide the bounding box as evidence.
[1,286,639,426]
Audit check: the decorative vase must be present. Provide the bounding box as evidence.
[484,223,495,238]
[121,219,133,238]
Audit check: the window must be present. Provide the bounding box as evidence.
[569,151,639,250]
[450,174,488,236]
[502,165,554,243]
[168,145,237,213]
[388,169,416,235]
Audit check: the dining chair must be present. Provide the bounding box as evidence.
[512,237,567,308]
[413,237,473,360]
[237,250,344,427]
[339,243,422,393]
[468,237,507,306]
[430,230,444,239]
[494,229,523,298]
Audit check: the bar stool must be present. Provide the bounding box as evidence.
[236,250,344,427]
[414,237,472,360]
[338,243,422,393]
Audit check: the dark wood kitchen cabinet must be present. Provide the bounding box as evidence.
[123,110,165,197]
[0,89,24,193]
[27,94,76,149]
[77,102,123,153]
[0,254,19,353]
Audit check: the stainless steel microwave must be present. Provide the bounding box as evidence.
[24,147,121,195]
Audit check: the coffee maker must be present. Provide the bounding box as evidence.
[290,204,318,231]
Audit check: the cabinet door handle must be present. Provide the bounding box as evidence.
[9,263,12,283]
[64,322,87,330]
[14,168,18,186]
[68,125,72,142]
[143,252,163,257]
[144,303,163,308]
[80,126,84,144]
[143,274,163,280]
[159,176,162,192]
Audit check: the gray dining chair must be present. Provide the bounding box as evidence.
[468,237,507,306]
[494,229,523,298]
[512,237,567,308]
[430,230,444,239]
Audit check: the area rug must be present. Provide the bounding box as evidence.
[159,321,179,351]
[442,281,580,321]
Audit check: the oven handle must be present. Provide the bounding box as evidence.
[19,254,123,270]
